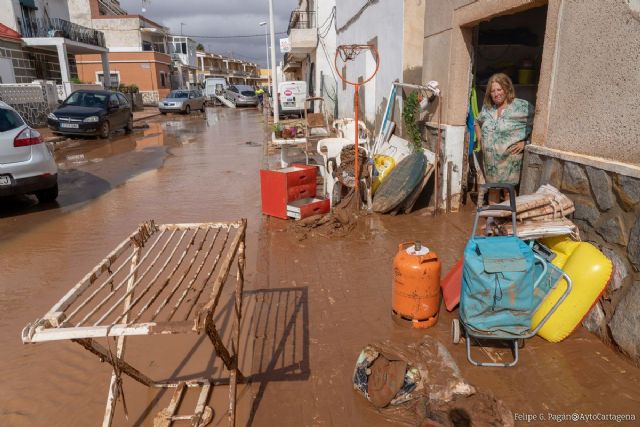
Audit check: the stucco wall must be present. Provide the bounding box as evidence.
[91,17,143,51]
[314,0,337,120]
[402,0,426,84]
[335,0,403,132]
[544,0,640,164]
[76,51,170,96]
[68,0,93,28]
[0,0,19,30]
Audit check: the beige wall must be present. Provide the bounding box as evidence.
[424,0,640,166]
[540,0,640,164]
[402,0,426,84]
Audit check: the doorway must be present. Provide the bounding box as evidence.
[472,5,548,112]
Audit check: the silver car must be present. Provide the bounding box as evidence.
[158,89,206,114]
[0,101,58,203]
[224,85,258,107]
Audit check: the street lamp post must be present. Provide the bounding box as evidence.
[268,0,279,123]
[180,22,186,36]
[259,22,271,90]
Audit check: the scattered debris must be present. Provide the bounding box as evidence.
[351,337,513,427]
[292,190,359,240]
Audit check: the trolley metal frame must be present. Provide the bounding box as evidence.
[452,184,573,367]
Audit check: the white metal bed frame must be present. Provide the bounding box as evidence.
[22,219,247,427]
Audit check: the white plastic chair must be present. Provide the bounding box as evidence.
[333,118,370,151]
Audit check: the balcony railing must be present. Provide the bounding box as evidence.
[19,17,106,48]
[287,10,316,35]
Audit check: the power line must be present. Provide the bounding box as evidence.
[184,31,287,39]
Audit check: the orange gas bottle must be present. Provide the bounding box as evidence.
[392,241,441,328]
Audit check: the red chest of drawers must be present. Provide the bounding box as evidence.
[260,164,329,219]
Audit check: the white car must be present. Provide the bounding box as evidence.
[0,101,58,203]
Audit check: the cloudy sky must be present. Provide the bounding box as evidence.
[119,0,298,67]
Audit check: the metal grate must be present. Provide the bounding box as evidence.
[22,220,246,343]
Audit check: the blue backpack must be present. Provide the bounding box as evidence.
[460,234,536,335]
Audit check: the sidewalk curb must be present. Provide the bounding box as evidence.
[133,112,162,122]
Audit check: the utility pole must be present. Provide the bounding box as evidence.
[268,0,279,122]
[259,21,271,90]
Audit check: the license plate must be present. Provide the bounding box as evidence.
[60,123,79,129]
[0,175,11,186]
[284,102,295,107]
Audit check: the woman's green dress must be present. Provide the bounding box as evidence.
[477,98,534,185]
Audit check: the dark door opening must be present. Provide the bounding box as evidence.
[472,5,548,112]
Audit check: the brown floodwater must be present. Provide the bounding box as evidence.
[0,107,265,426]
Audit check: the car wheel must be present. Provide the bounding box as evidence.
[125,115,133,133]
[161,112,167,115]
[99,121,110,139]
[36,183,58,203]
[184,105,191,115]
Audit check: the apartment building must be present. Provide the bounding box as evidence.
[195,50,260,87]
[70,0,172,103]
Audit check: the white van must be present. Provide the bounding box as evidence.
[204,77,227,101]
[278,81,307,117]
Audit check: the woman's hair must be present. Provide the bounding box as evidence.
[483,73,516,106]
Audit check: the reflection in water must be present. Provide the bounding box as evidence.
[0,107,266,427]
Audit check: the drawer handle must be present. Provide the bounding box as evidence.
[300,189,307,194]
[313,207,320,212]
[298,175,307,180]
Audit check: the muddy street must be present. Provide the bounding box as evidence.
[0,107,265,426]
[2,106,640,427]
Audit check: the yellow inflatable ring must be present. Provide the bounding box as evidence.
[531,237,612,343]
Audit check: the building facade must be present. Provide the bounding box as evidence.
[70,0,171,103]
[0,0,109,96]
[421,1,640,361]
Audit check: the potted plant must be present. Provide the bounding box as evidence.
[273,123,283,138]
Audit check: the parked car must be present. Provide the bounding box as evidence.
[158,90,206,114]
[224,85,258,107]
[1,101,58,203]
[47,90,133,139]
[278,81,307,118]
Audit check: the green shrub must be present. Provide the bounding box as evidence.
[403,91,423,151]
[128,84,139,93]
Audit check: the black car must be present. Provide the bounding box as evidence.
[47,90,133,138]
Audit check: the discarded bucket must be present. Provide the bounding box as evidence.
[392,241,441,328]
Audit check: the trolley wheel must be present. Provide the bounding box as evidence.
[517,338,525,349]
[452,319,461,344]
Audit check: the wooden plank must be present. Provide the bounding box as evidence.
[73,338,157,387]
[103,245,141,427]
[45,223,156,318]
[92,230,188,326]
[195,219,247,327]
[77,229,178,326]
[26,320,196,342]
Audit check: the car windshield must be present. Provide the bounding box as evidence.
[0,108,25,132]
[169,91,189,98]
[63,92,108,108]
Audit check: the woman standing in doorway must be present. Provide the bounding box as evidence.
[475,73,534,203]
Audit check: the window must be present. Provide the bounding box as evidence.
[97,72,120,88]
[181,42,187,54]
[160,72,166,88]
[116,93,129,107]
[0,108,24,132]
